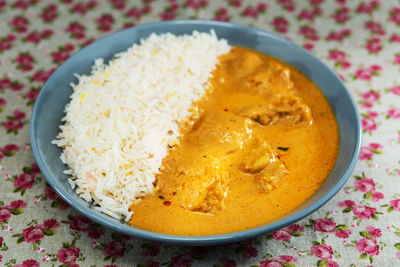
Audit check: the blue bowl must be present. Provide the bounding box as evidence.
[30,20,361,246]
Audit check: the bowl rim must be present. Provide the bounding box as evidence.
[30,19,362,246]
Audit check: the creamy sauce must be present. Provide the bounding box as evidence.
[129,47,339,235]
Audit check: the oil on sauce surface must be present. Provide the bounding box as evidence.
[129,47,339,236]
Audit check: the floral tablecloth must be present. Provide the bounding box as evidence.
[1,0,400,266]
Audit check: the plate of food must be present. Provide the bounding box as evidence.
[30,20,361,245]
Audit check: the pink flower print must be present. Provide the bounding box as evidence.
[361,91,380,106]
[24,31,43,44]
[369,142,382,149]
[355,178,375,193]
[298,8,322,21]
[13,109,26,120]
[0,34,16,52]
[244,245,258,259]
[387,108,400,119]
[326,260,339,267]
[299,25,319,41]
[170,253,194,267]
[256,3,268,12]
[15,52,35,72]
[32,68,55,83]
[96,14,115,32]
[41,29,54,39]
[13,0,35,10]
[227,0,241,8]
[41,4,58,23]
[329,49,346,61]
[332,6,350,23]
[394,54,400,66]
[390,85,400,95]
[57,247,80,263]
[52,44,75,63]
[14,259,40,267]
[66,22,86,40]
[279,255,297,263]
[285,223,304,232]
[260,259,283,267]
[361,117,376,131]
[71,3,89,14]
[278,0,295,12]
[390,7,400,25]
[271,230,291,241]
[9,199,27,209]
[271,17,289,33]
[356,238,379,256]
[103,241,126,258]
[140,242,160,257]
[359,143,382,160]
[371,191,384,202]
[43,219,60,229]
[11,15,29,33]
[3,144,20,152]
[303,42,314,51]
[125,7,143,18]
[364,21,385,35]
[214,8,230,22]
[314,218,336,233]
[365,37,382,54]
[326,29,351,41]
[22,225,44,243]
[87,226,105,239]
[311,244,333,259]
[242,6,259,17]
[366,225,382,238]
[161,10,176,20]
[356,0,380,14]
[335,229,352,238]
[110,0,126,10]
[0,78,12,91]
[4,120,23,131]
[0,208,11,222]
[14,173,34,189]
[185,0,208,10]
[390,199,400,211]
[352,205,376,219]
[338,199,356,208]
[44,186,59,200]
[354,65,380,80]
[69,214,92,231]
[390,33,400,43]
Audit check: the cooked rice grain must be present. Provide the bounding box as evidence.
[52,31,231,221]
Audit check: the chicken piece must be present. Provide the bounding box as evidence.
[173,157,229,213]
[188,110,254,152]
[157,111,254,213]
[239,139,288,192]
[224,50,264,78]
[241,62,296,98]
[237,95,312,126]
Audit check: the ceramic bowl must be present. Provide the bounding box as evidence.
[30,20,362,245]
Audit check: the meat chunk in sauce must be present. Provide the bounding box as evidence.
[156,111,254,213]
[172,157,229,213]
[239,139,288,192]
[237,95,312,126]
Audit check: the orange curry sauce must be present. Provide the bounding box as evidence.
[129,47,339,235]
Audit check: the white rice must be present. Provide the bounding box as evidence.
[52,31,231,221]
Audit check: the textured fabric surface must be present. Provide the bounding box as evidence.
[1,0,400,266]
